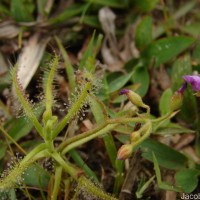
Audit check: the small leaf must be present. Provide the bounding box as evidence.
[181,23,200,37]
[135,16,153,50]
[155,123,195,135]
[79,32,103,72]
[152,152,182,192]
[69,149,99,182]
[140,139,187,170]
[48,4,86,25]
[132,0,159,12]
[142,36,195,67]
[81,16,101,28]
[55,36,76,92]
[131,66,149,96]
[108,71,134,93]
[5,104,44,142]
[11,0,34,22]
[159,88,173,116]
[22,164,50,188]
[175,168,200,193]
[136,176,155,198]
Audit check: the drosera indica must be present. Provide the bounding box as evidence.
[0,54,185,199]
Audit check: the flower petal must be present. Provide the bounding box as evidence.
[183,75,200,91]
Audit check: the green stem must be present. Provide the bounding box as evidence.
[21,143,47,164]
[45,139,54,152]
[62,124,117,155]
[58,122,107,152]
[151,112,172,123]
[151,111,177,130]
[51,152,81,180]
[52,82,92,138]
[58,117,148,152]
[52,165,62,200]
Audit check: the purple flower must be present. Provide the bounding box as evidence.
[183,75,200,92]
[119,89,129,95]
[178,82,187,94]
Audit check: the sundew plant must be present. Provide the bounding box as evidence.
[2,0,200,199]
[0,52,190,199]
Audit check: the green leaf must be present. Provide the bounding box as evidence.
[85,0,128,8]
[175,168,200,193]
[11,0,34,22]
[22,164,50,188]
[108,71,134,93]
[89,95,117,168]
[79,31,96,70]
[131,66,149,96]
[69,149,99,182]
[136,176,155,198]
[5,117,32,142]
[48,4,86,25]
[142,36,195,67]
[89,96,106,121]
[5,105,44,142]
[132,0,159,12]
[79,32,103,72]
[181,23,200,37]
[55,36,76,92]
[192,40,200,64]
[159,88,173,116]
[115,134,129,144]
[81,15,101,29]
[0,189,17,200]
[81,16,101,28]
[174,1,196,20]
[155,123,195,135]
[152,153,161,183]
[140,139,187,170]
[135,16,153,50]
[153,1,196,39]
[152,152,182,192]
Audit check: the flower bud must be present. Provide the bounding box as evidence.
[119,89,150,113]
[170,92,183,111]
[131,122,151,143]
[130,131,141,143]
[117,144,133,160]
